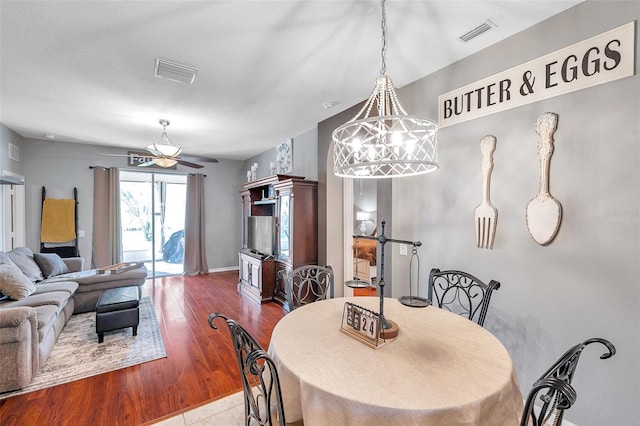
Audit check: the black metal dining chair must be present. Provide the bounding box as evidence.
[208,313,286,426]
[284,265,334,311]
[427,268,500,327]
[520,338,616,426]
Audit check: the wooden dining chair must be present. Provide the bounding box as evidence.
[427,268,500,327]
[208,313,286,426]
[520,338,616,426]
[284,264,334,311]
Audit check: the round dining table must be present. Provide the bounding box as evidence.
[268,296,523,425]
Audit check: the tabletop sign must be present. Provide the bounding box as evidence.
[340,302,385,348]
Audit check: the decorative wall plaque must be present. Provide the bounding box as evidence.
[526,112,562,245]
[276,139,293,173]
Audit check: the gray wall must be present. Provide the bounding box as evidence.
[0,125,23,176]
[244,127,318,181]
[320,2,639,425]
[19,138,244,270]
[0,125,25,248]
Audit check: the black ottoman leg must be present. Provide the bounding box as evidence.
[99,333,104,343]
[132,325,138,336]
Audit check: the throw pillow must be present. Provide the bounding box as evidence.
[7,247,44,282]
[0,251,12,265]
[0,261,36,300]
[34,252,69,279]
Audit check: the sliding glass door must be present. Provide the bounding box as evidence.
[120,170,187,277]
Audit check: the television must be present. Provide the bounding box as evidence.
[247,216,275,256]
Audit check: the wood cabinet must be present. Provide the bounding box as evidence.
[238,174,317,306]
[238,251,275,304]
[273,178,318,306]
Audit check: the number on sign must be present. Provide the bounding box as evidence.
[365,315,378,339]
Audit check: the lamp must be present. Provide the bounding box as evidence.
[152,157,178,168]
[148,119,182,159]
[356,210,369,234]
[332,0,438,178]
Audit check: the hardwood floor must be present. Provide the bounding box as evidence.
[0,271,287,426]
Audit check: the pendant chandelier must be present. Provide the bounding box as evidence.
[332,0,439,178]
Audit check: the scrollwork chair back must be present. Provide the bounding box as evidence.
[520,338,616,426]
[427,268,500,327]
[209,313,286,426]
[285,265,334,311]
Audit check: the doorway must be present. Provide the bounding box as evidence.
[1,171,25,251]
[120,170,187,277]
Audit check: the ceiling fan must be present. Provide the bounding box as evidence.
[100,119,218,169]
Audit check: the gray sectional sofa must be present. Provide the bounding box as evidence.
[0,247,147,393]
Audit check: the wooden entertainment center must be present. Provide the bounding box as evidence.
[238,174,318,307]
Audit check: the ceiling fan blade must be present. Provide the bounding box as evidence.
[98,153,131,158]
[138,160,157,167]
[146,147,163,157]
[180,156,219,163]
[176,159,204,169]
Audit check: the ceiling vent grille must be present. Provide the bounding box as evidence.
[8,143,19,161]
[154,58,199,85]
[459,19,496,43]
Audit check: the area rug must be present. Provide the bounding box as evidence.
[0,296,166,400]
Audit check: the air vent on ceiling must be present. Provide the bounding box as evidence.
[459,19,496,43]
[154,58,199,85]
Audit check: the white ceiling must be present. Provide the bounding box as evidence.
[0,1,581,161]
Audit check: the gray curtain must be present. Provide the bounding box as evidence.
[183,173,208,275]
[92,167,122,268]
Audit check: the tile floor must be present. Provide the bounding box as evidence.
[152,392,245,426]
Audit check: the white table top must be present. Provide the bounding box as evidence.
[268,296,523,425]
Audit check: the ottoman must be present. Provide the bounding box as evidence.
[95,286,140,343]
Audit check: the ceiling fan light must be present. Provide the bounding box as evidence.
[153,157,178,168]
[147,141,181,157]
[150,119,182,158]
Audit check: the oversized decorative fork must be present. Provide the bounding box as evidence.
[474,135,498,249]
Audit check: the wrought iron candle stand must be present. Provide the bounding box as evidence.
[351,219,421,339]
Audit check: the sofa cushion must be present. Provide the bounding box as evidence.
[0,262,36,300]
[0,288,76,311]
[33,281,79,296]
[46,266,147,288]
[6,247,44,283]
[32,305,59,341]
[34,253,69,279]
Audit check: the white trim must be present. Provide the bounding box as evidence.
[1,171,25,251]
[208,266,239,273]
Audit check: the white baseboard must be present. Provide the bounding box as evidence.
[208,266,239,273]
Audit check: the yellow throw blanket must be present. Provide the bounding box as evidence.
[41,198,76,243]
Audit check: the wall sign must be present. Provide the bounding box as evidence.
[438,21,635,128]
[127,151,177,170]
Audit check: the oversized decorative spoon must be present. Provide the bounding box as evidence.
[526,112,562,245]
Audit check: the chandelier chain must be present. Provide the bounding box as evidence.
[380,0,387,76]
